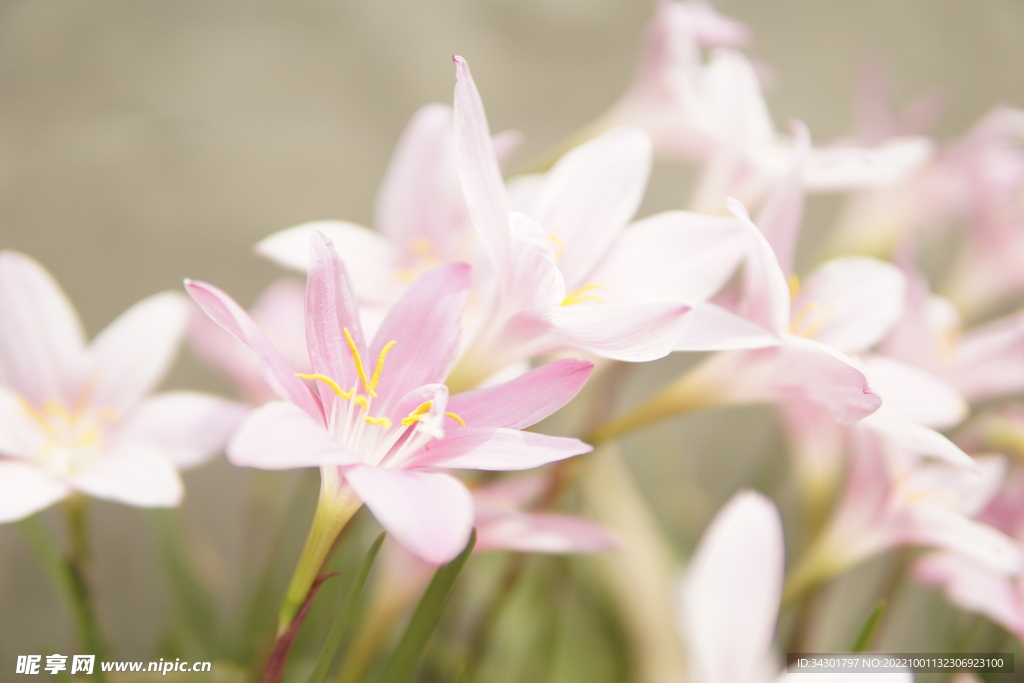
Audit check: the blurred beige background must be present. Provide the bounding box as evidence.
[2,0,1023,665]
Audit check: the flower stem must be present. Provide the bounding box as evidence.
[278,483,362,634]
[64,496,109,664]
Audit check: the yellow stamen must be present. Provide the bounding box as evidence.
[19,398,52,433]
[295,373,355,399]
[408,237,437,261]
[353,395,370,411]
[368,341,397,395]
[445,412,466,427]
[343,328,372,395]
[401,401,433,427]
[549,235,565,261]
[788,301,833,339]
[363,416,392,429]
[788,273,801,300]
[561,284,606,307]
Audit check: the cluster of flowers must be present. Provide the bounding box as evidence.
[4,2,1024,681]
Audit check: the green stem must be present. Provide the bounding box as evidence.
[64,497,109,664]
[278,484,362,634]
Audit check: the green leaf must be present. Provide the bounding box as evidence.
[307,532,386,683]
[378,530,477,683]
[851,599,886,652]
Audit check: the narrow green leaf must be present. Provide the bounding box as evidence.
[851,599,886,652]
[307,533,386,683]
[378,530,477,683]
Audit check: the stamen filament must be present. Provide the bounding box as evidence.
[368,341,397,394]
[343,328,372,395]
[363,416,392,429]
[295,373,355,399]
[445,412,466,427]
[562,284,606,307]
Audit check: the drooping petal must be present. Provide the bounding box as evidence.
[117,392,250,469]
[445,359,593,429]
[306,231,365,412]
[0,250,87,406]
[863,355,967,429]
[255,220,402,305]
[680,491,784,683]
[793,258,906,353]
[88,291,190,414]
[589,211,748,303]
[367,263,470,418]
[344,465,474,565]
[71,441,183,508]
[0,388,48,459]
[453,56,511,266]
[415,427,591,471]
[0,460,70,522]
[914,552,1023,634]
[527,127,652,287]
[184,280,324,422]
[474,508,620,553]
[858,411,977,470]
[227,401,360,470]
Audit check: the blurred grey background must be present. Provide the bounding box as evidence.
[2,0,1023,665]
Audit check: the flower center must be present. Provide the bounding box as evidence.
[20,398,115,477]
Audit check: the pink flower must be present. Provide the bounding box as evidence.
[0,251,246,522]
[185,231,595,566]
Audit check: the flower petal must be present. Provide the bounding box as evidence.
[117,392,250,469]
[0,460,70,522]
[227,401,360,470]
[0,388,48,459]
[255,220,402,305]
[863,355,967,429]
[367,263,470,418]
[528,127,651,287]
[794,257,906,353]
[71,440,183,508]
[903,507,1021,574]
[184,279,324,422]
[729,200,790,336]
[859,410,977,470]
[0,250,87,406]
[89,291,190,413]
[674,303,781,351]
[344,465,474,565]
[474,508,620,553]
[680,491,784,683]
[914,552,1023,634]
[453,56,511,266]
[416,427,591,471]
[446,359,593,429]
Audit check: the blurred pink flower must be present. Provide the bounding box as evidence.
[0,251,247,522]
[186,231,594,565]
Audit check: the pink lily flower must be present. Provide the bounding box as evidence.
[678,491,913,683]
[186,232,594,623]
[0,251,247,522]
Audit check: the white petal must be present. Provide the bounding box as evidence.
[0,460,70,522]
[71,440,183,508]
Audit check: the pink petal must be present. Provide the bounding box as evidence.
[952,309,1024,402]
[589,211,748,304]
[71,440,183,508]
[680,491,784,683]
[117,392,250,469]
[859,411,977,470]
[184,279,324,423]
[0,250,87,407]
[729,200,790,336]
[415,427,591,471]
[863,355,967,429]
[343,465,474,565]
[445,359,593,429]
[914,552,1023,634]
[453,56,511,266]
[674,303,781,351]
[802,136,934,190]
[903,507,1021,574]
[227,401,360,470]
[88,291,190,413]
[532,300,691,362]
[0,388,48,459]
[306,231,366,414]
[753,124,808,276]
[793,258,906,353]
[255,220,402,306]
[0,460,70,522]
[527,127,651,288]
[474,508,620,554]
[501,212,565,312]
[367,263,470,418]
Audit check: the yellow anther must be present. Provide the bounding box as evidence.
[409,237,438,261]
[445,412,466,427]
[788,301,832,339]
[368,341,397,394]
[561,284,606,307]
[343,328,372,395]
[363,415,392,429]
[295,373,355,399]
[788,273,801,300]
[401,401,433,427]
[548,235,565,261]
[354,395,370,411]
[19,398,52,433]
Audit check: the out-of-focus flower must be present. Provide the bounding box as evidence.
[0,251,246,522]
[784,430,1019,603]
[594,2,931,212]
[678,490,914,683]
[186,232,594,625]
